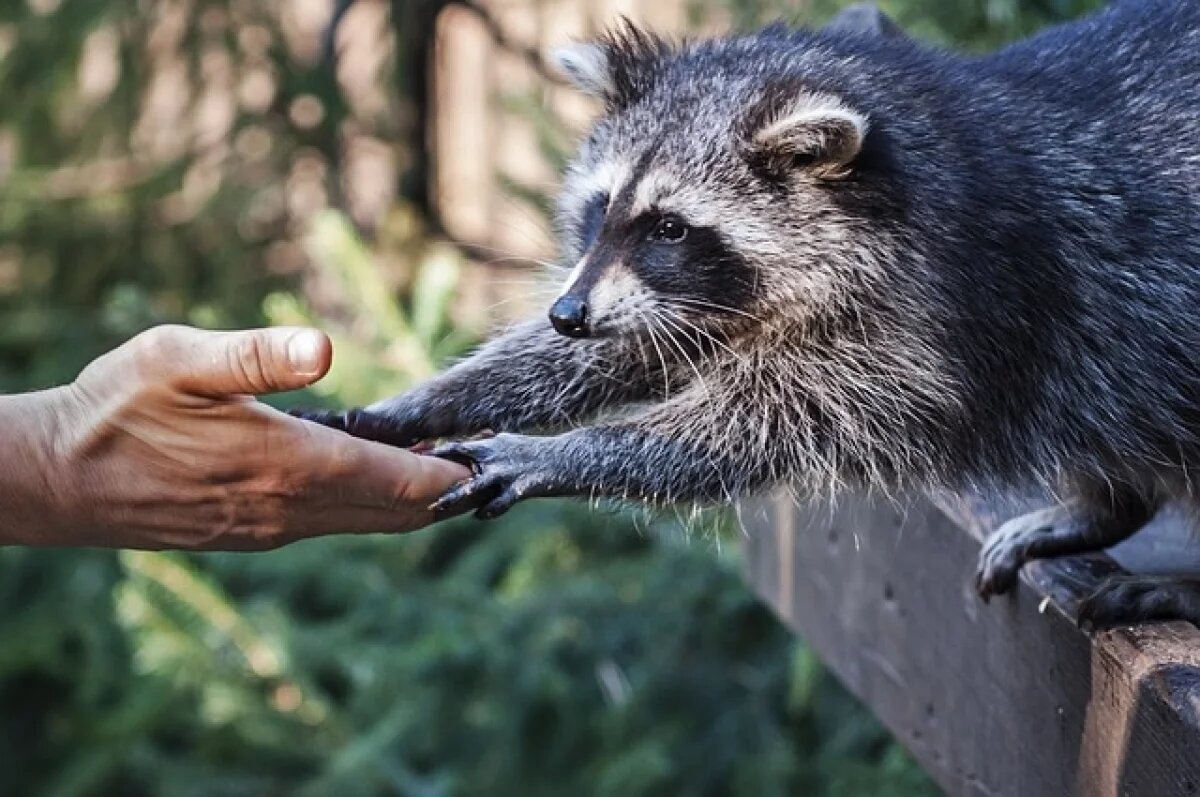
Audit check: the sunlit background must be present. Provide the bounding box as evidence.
[1,0,1102,794]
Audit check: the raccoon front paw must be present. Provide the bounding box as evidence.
[1077,575,1200,631]
[974,505,1071,602]
[288,406,427,448]
[428,434,568,519]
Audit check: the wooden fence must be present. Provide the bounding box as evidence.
[744,492,1200,796]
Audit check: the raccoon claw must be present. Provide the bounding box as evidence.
[1077,575,1200,631]
[974,504,1090,602]
[288,407,421,448]
[975,511,1068,602]
[429,440,486,473]
[974,520,1042,602]
[428,468,504,516]
[429,435,566,519]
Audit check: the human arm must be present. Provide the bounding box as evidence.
[0,325,470,550]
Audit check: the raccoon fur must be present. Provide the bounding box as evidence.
[295,0,1200,629]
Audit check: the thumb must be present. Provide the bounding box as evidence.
[161,326,333,397]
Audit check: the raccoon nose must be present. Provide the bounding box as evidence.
[549,295,590,338]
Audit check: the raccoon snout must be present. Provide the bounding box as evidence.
[549,295,591,338]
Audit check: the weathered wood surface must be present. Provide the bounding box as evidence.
[743,492,1200,797]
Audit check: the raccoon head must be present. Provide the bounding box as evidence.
[547,24,881,343]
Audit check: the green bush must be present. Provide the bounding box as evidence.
[1,508,941,797]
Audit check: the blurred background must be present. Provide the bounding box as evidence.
[0,0,1102,794]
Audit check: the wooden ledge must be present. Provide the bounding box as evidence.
[743,491,1200,797]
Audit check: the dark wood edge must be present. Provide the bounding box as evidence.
[743,491,1200,797]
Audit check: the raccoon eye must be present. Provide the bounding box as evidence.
[650,215,688,244]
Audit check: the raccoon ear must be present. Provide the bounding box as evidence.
[823,3,905,38]
[551,43,617,98]
[550,21,670,108]
[746,95,868,180]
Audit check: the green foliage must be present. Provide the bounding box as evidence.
[265,211,471,403]
[2,507,939,797]
[0,0,357,390]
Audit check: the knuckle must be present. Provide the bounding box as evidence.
[131,324,184,368]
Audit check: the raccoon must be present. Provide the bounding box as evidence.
[295,0,1200,629]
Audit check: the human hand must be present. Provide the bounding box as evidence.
[1,325,470,550]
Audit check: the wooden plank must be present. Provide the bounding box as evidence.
[743,491,1200,797]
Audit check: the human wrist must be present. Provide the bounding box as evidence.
[0,386,86,546]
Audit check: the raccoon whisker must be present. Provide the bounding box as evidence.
[653,311,712,400]
[483,293,558,314]
[638,310,674,398]
[664,299,760,324]
[664,297,767,325]
[649,313,694,400]
[629,325,656,390]
[555,346,610,427]
[495,257,568,273]
[483,297,533,313]
[664,307,761,366]
[656,306,709,343]
[655,313,704,360]
[648,306,695,346]
[657,307,744,363]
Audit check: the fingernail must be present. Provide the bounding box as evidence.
[287,331,324,376]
